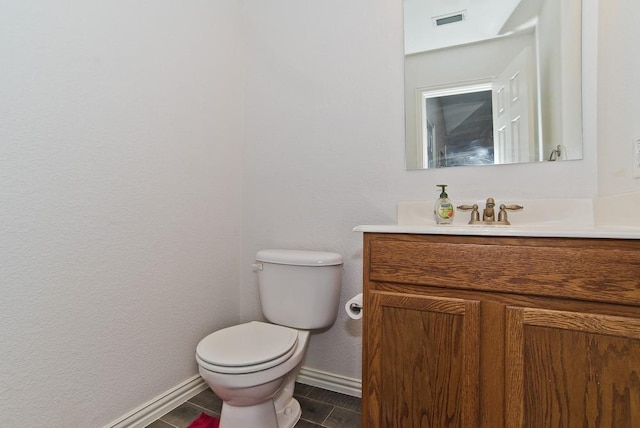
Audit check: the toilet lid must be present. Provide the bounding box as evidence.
[196,321,298,368]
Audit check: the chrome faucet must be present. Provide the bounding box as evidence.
[457,198,523,225]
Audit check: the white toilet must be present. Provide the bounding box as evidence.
[195,249,343,428]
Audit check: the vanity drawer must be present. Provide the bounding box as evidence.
[365,233,640,306]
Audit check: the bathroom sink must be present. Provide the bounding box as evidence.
[352,198,640,239]
[396,199,595,228]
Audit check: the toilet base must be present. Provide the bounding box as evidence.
[218,397,300,428]
[276,397,301,428]
[219,399,277,428]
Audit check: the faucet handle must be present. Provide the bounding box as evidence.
[457,204,476,210]
[497,204,524,225]
[457,204,480,223]
[502,204,524,211]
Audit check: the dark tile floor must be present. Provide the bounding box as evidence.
[146,383,361,428]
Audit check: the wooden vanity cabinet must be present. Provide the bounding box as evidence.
[361,233,640,428]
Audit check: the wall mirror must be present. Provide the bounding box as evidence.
[404,0,583,170]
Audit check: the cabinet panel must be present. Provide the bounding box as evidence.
[506,306,640,428]
[364,291,480,427]
[366,234,640,306]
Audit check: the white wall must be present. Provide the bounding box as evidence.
[240,0,406,378]
[537,0,583,159]
[597,0,640,196]
[0,1,243,426]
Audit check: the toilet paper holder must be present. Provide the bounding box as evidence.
[349,302,362,315]
[345,293,363,319]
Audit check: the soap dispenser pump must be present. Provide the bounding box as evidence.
[434,184,455,224]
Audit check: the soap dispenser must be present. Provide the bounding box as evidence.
[434,184,455,224]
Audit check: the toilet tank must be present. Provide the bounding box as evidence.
[255,249,343,330]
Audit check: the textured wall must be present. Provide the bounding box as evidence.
[0,1,243,426]
[597,0,640,196]
[240,0,406,380]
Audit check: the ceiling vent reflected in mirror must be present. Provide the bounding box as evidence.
[433,11,466,27]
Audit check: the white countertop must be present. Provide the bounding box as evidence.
[353,224,640,239]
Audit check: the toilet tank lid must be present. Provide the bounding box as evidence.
[256,249,342,266]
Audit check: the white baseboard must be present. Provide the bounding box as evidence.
[103,375,208,428]
[297,367,362,398]
[104,367,361,428]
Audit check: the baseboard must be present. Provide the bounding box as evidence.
[104,367,361,428]
[103,375,208,428]
[297,367,362,398]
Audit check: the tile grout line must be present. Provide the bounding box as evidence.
[320,407,336,427]
[156,418,179,428]
[185,400,220,416]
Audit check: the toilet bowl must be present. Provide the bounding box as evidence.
[195,249,343,428]
[197,322,310,428]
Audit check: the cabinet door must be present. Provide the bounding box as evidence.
[505,306,640,427]
[364,291,480,427]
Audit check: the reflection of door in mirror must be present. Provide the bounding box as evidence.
[425,119,435,168]
[418,53,535,170]
[493,47,536,164]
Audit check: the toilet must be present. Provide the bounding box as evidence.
[195,249,343,428]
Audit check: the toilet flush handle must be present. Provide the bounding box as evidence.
[251,263,263,271]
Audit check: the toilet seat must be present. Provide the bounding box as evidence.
[196,321,299,374]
